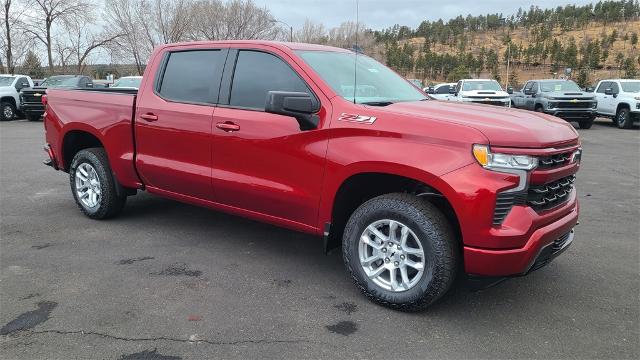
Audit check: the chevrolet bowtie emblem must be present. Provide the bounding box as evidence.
[570,99,578,103]
[34,93,42,97]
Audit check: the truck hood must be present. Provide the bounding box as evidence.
[540,91,595,100]
[459,90,510,98]
[374,100,579,148]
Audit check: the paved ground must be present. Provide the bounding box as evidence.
[0,118,638,360]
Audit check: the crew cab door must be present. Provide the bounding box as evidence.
[210,48,330,228]
[595,81,614,115]
[525,81,538,110]
[135,47,227,200]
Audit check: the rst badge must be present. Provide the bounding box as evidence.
[338,113,377,124]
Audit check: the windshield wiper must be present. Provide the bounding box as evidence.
[360,101,394,106]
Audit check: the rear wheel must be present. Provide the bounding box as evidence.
[342,193,458,311]
[615,107,634,129]
[69,148,126,219]
[0,102,16,121]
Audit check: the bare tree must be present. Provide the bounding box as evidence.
[294,19,327,44]
[23,0,90,73]
[1,0,31,73]
[189,0,279,40]
[104,0,148,74]
[64,18,122,74]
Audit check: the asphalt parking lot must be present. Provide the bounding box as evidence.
[0,118,638,359]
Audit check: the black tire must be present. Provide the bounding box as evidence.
[579,117,594,129]
[69,148,126,219]
[534,104,543,112]
[342,193,458,311]
[26,113,42,121]
[0,101,16,121]
[615,107,634,129]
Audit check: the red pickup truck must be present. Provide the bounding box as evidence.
[43,41,581,311]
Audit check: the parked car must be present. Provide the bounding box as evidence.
[593,79,640,129]
[0,74,34,121]
[111,76,143,90]
[42,41,580,311]
[20,75,94,121]
[451,79,512,107]
[425,83,456,101]
[510,79,596,129]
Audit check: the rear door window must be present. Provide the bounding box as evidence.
[229,50,310,110]
[158,50,225,104]
[435,85,451,94]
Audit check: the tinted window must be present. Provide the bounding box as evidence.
[230,51,310,109]
[159,50,224,104]
[530,82,539,93]
[610,82,620,93]
[435,85,451,94]
[16,77,28,90]
[596,82,610,93]
[524,81,533,91]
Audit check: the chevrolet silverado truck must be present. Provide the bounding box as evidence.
[451,79,512,107]
[511,79,597,129]
[593,79,640,129]
[42,41,581,311]
[21,75,94,121]
[0,74,33,121]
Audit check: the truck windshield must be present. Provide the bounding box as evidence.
[0,76,15,86]
[41,77,79,88]
[462,80,503,91]
[620,81,640,93]
[540,81,581,92]
[296,50,426,104]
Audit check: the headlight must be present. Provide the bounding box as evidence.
[548,102,558,108]
[472,144,538,170]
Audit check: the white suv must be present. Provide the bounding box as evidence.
[0,74,34,121]
[594,79,640,129]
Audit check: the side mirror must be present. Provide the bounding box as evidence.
[604,88,613,95]
[585,87,594,92]
[507,86,514,94]
[265,91,320,131]
[523,89,532,95]
[449,87,456,94]
[425,86,434,94]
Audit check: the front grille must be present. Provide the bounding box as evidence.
[527,175,575,212]
[557,101,591,109]
[493,192,527,225]
[538,152,571,169]
[473,100,509,107]
[21,91,44,104]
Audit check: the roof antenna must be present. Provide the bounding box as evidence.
[352,0,359,104]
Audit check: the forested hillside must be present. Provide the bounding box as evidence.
[374,0,640,87]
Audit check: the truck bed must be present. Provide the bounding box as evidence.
[44,88,141,188]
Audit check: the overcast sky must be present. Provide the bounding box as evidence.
[255,0,596,30]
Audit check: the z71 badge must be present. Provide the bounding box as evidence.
[338,113,377,124]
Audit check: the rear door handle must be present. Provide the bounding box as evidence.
[140,113,158,122]
[216,122,240,132]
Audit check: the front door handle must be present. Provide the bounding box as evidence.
[216,121,240,132]
[140,113,158,122]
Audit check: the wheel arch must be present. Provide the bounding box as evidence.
[61,128,105,172]
[616,102,631,113]
[323,168,463,254]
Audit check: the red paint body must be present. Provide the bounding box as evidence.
[43,41,580,277]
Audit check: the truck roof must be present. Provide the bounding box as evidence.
[156,40,352,53]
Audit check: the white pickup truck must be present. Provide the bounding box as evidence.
[594,79,640,129]
[451,79,512,107]
[0,74,34,121]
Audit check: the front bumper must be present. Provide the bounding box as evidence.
[21,103,45,116]
[463,202,578,276]
[544,108,596,120]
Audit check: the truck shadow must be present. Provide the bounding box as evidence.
[115,192,561,315]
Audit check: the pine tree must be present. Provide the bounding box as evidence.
[22,51,45,79]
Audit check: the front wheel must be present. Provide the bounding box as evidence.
[0,102,16,121]
[579,117,594,129]
[342,193,458,311]
[615,107,634,129]
[69,148,126,219]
